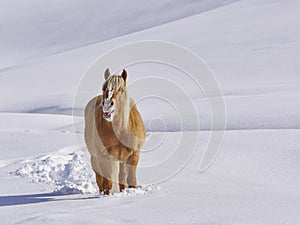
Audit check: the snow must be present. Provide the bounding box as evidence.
[13,145,96,194]
[0,0,300,224]
[0,0,239,67]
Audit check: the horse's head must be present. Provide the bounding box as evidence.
[101,68,128,122]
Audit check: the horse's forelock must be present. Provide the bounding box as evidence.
[101,75,130,127]
[105,76,125,93]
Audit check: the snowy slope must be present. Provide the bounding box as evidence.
[0,0,299,131]
[0,0,300,225]
[0,0,238,67]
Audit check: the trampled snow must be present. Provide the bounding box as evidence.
[11,144,159,196]
[13,145,96,194]
[0,0,299,225]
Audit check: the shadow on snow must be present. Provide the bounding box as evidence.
[0,192,97,207]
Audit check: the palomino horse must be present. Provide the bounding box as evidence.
[84,68,146,195]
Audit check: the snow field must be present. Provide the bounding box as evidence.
[0,0,299,224]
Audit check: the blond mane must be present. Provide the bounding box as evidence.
[102,75,125,92]
[103,75,130,128]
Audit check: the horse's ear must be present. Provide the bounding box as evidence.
[121,69,127,81]
[104,68,110,80]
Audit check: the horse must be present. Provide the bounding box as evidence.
[84,68,146,195]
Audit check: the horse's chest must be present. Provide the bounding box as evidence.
[99,132,132,161]
[98,127,119,147]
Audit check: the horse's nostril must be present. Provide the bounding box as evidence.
[110,101,114,106]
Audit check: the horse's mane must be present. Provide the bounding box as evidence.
[102,75,130,128]
[102,75,126,92]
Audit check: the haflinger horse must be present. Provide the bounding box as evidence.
[84,68,146,195]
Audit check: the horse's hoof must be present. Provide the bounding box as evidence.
[119,184,126,192]
[103,189,110,195]
[128,185,136,189]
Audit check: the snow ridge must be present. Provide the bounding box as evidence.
[13,146,96,194]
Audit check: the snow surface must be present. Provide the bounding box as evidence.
[0,0,238,67]
[0,0,300,224]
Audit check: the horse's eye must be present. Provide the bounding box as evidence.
[110,101,114,106]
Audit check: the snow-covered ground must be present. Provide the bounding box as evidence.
[0,0,300,224]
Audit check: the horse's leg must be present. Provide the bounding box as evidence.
[126,150,140,188]
[110,160,120,194]
[102,177,112,195]
[119,162,127,192]
[95,171,104,193]
[98,155,120,195]
[99,158,112,195]
[91,157,104,193]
